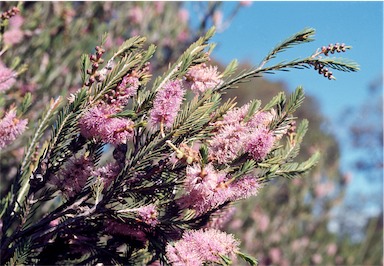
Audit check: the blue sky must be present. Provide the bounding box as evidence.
[187,1,383,211]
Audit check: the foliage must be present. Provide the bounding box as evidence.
[0,2,365,265]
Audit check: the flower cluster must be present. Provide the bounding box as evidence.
[0,108,28,150]
[183,63,223,94]
[209,103,275,164]
[178,163,261,215]
[0,61,17,92]
[166,228,239,265]
[149,79,185,130]
[78,104,135,145]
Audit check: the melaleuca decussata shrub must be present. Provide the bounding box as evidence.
[1,21,358,265]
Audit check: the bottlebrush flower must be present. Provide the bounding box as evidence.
[135,204,159,227]
[244,127,275,161]
[148,79,185,130]
[166,228,239,265]
[227,175,262,201]
[184,63,223,94]
[0,62,17,92]
[78,104,134,145]
[50,156,94,198]
[208,124,249,164]
[0,108,28,149]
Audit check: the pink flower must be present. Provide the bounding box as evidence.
[78,104,134,145]
[166,228,239,265]
[3,15,24,46]
[227,175,261,201]
[148,80,185,130]
[136,204,159,227]
[184,64,223,94]
[0,62,17,92]
[0,108,28,149]
[178,9,189,24]
[208,124,248,164]
[245,127,275,161]
[128,6,143,24]
[269,247,282,264]
[50,156,94,198]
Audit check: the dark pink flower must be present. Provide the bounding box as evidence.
[245,127,275,161]
[0,62,17,92]
[184,64,223,94]
[50,156,94,198]
[166,228,239,265]
[148,80,185,130]
[0,108,28,149]
[136,204,159,227]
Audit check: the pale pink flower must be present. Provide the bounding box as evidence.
[3,15,24,46]
[245,127,275,161]
[208,124,248,164]
[184,64,223,94]
[136,204,159,227]
[213,10,223,28]
[240,1,253,7]
[269,247,282,264]
[128,6,143,24]
[227,175,261,201]
[326,243,338,256]
[177,9,189,24]
[3,29,23,46]
[184,163,221,197]
[0,62,17,92]
[251,209,270,232]
[50,156,94,198]
[166,228,239,265]
[311,253,323,264]
[0,108,28,149]
[78,104,134,145]
[148,80,185,130]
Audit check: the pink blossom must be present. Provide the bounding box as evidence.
[184,64,223,94]
[227,175,261,201]
[78,104,134,145]
[148,80,185,130]
[166,228,239,265]
[240,1,253,7]
[177,9,189,24]
[311,253,323,264]
[251,209,270,232]
[3,15,24,46]
[50,156,94,198]
[208,124,248,164]
[245,127,275,161]
[0,108,28,149]
[326,243,338,256]
[0,62,17,92]
[269,247,282,264]
[128,6,143,24]
[3,29,23,46]
[184,163,221,197]
[136,204,159,227]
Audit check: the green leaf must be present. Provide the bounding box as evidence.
[237,251,258,266]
